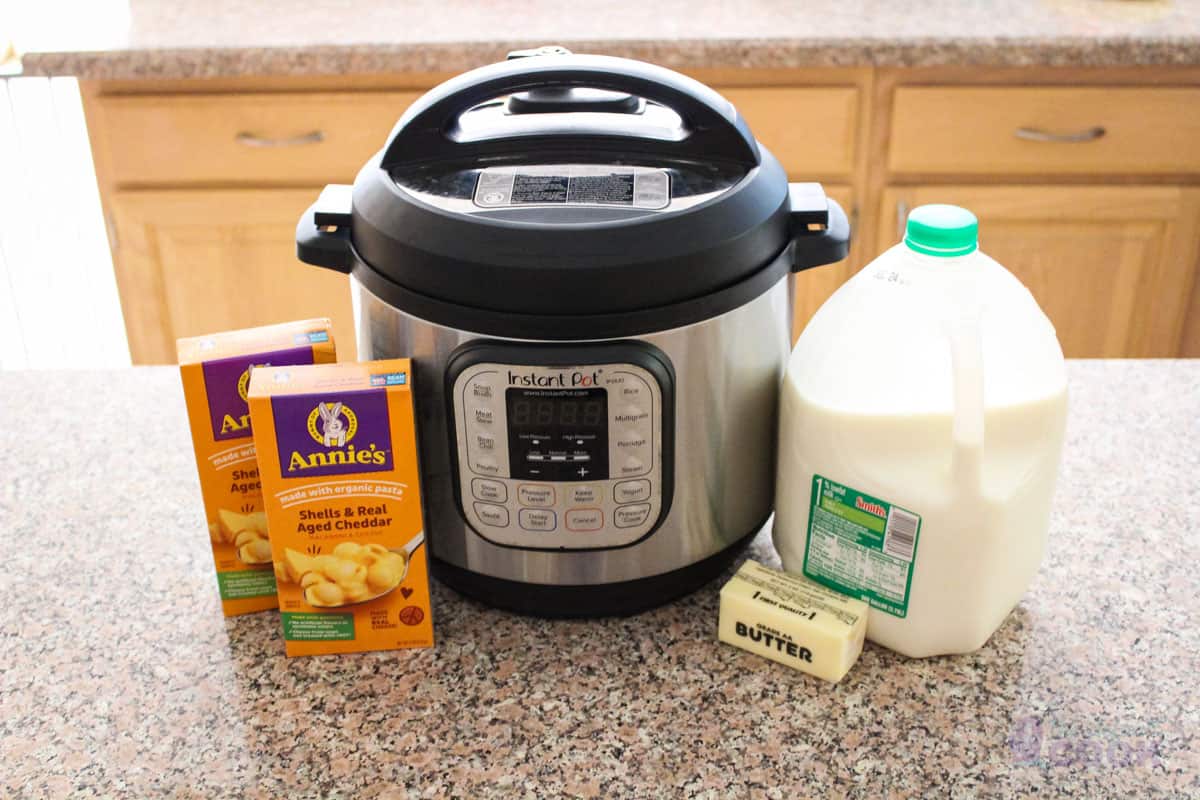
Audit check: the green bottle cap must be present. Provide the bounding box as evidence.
[904,204,978,257]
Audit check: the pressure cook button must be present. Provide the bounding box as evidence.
[569,485,601,505]
[518,484,556,507]
[566,508,604,532]
[614,479,651,504]
[518,508,557,532]
[614,503,652,529]
[473,502,510,527]
[471,478,508,503]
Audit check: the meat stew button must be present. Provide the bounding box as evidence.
[615,503,651,528]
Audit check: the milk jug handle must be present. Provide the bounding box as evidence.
[945,311,985,498]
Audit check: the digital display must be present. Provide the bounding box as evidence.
[505,387,609,481]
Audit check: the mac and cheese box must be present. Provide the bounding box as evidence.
[246,359,434,656]
[177,319,336,616]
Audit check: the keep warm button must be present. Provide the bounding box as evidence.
[566,508,604,532]
[614,503,651,529]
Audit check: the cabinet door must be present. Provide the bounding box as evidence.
[793,184,854,341]
[109,189,355,364]
[879,185,1200,358]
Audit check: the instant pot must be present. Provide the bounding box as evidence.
[296,49,849,616]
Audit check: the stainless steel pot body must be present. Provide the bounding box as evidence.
[352,274,793,586]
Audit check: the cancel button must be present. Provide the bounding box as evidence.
[615,503,651,529]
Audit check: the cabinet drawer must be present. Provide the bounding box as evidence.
[98,91,422,185]
[889,87,1200,175]
[722,87,858,178]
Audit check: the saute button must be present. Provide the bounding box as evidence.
[569,485,601,505]
[474,502,510,528]
[614,479,651,504]
[566,508,604,532]
[519,508,557,532]
[471,478,508,503]
[518,484,556,507]
[615,503,652,529]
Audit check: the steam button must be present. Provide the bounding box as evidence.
[620,456,646,475]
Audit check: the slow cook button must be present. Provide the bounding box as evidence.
[518,484,556,507]
[614,503,652,529]
[569,484,601,505]
[471,477,508,503]
[614,479,651,504]
[473,502,510,528]
[566,508,604,532]
[519,508,557,532]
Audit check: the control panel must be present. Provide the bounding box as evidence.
[446,342,674,551]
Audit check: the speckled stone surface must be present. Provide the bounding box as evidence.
[0,361,1197,798]
[16,0,1200,79]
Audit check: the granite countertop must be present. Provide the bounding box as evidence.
[1,361,1198,798]
[14,0,1200,80]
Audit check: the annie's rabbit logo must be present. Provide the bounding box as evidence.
[306,401,358,448]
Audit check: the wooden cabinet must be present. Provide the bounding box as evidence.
[82,69,1200,363]
[108,189,356,363]
[879,185,1200,357]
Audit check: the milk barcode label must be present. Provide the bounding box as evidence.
[884,508,919,561]
[802,475,922,618]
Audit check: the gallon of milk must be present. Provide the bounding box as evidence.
[774,204,1067,658]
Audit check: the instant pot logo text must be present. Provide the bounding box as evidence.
[507,369,601,388]
[271,389,393,478]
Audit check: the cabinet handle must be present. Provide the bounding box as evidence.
[1014,126,1106,143]
[235,130,325,148]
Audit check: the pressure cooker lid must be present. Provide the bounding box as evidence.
[299,50,844,318]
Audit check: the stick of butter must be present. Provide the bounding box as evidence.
[718,560,868,682]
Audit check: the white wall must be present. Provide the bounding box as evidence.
[0,76,130,370]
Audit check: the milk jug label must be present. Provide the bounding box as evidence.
[803,475,922,618]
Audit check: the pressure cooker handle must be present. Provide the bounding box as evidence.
[789,185,851,271]
[380,52,760,169]
[296,184,352,272]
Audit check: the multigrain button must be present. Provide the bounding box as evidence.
[566,508,604,532]
[614,479,651,504]
[518,484,556,507]
[471,478,508,503]
[473,502,510,527]
[569,485,601,505]
[614,503,651,528]
[519,508,557,531]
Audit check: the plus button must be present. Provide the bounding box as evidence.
[577,467,589,477]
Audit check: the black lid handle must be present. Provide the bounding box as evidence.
[380,52,760,169]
